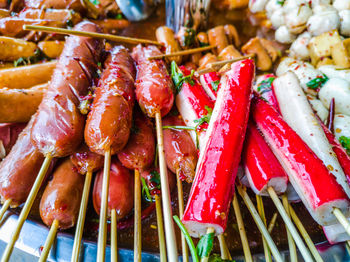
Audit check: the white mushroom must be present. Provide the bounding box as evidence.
[333,0,350,12]
[266,0,283,18]
[319,78,350,116]
[285,4,312,34]
[249,0,269,13]
[307,10,340,36]
[339,10,350,37]
[310,0,331,8]
[270,8,285,29]
[289,31,311,60]
[275,25,296,44]
[313,4,337,14]
[307,94,329,122]
[334,114,350,141]
[318,65,350,83]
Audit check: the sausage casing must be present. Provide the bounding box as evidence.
[70,144,104,174]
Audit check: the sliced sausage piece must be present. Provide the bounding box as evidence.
[24,0,85,13]
[93,158,134,219]
[70,144,104,174]
[117,111,155,171]
[0,36,37,61]
[18,8,82,24]
[40,158,84,229]
[85,46,135,155]
[207,26,229,54]
[31,21,103,157]
[156,26,182,64]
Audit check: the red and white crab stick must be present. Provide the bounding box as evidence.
[182,59,254,236]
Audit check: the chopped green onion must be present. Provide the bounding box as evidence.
[162,125,196,131]
[197,232,214,258]
[211,80,220,92]
[141,177,152,202]
[339,136,350,155]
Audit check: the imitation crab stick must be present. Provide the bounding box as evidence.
[182,59,254,237]
[273,72,350,198]
[252,96,350,226]
[199,71,221,100]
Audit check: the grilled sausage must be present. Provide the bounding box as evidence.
[117,111,155,171]
[0,123,26,158]
[40,158,84,229]
[70,144,104,174]
[85,46,135,155]
[38,41,65,59]
[207,26,229,54]
[31,21,103,157]
[132,44,174,117]
[0,36,37,61]
[162,115,198,183]
[156,26,182,64]
[18,8,82,24]
[24,0,85,13]
[93,158,134,219]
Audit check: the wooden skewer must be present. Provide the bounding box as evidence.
[38,219,59,262]
[155,112,178,262]
[111,209,118,262]
[194,54,255,77]
[268,212,278,233]
[267,187,313,262]
[201,227,215,262]
[176,169,189,262]
[333,208,350,238]
[23,25,162,46]
[217,234,231,260]
[154,195,167,262]
[1,154,53,262]
[96,149,111,262]
[282,194,297,262]
[256,195,272,262]
[289,204,324,262]
[148,46,214,60]
[232,194,252,262]
[0,199,12,222]
[134,169,142,262]
[236,185,283,262]
[71,170,93,262]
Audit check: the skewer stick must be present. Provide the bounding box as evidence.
[236,185,283,262]
[218,234,232,260]
[134,169,142,262]
[155,112,178,262]
[232,194,252,262]
[97,149,111,262]
[23,25,162,46]
[289,204,324,262]
[282,194,297,262]
[155,195,167,262]
[148,46,214,60]
[267,187,313,262]
[256,195,272,262]
[194,54,255,77]
[71,170,93,262]
[333,208,350,237]
[1,153,53,262]
[111,209,118,262]
[0,199,12,222]
[268,212,278,233]
[176,169,189,262]
[200,227,215,262]
[39,219,59,262]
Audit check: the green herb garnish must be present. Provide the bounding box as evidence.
[13,49,47,67]
[115,13,123,19]
[163,125,196,131]
[277,0,285,5]
[171,61,195,93]
[257,77,275,94]
[211,80,220,92]
[150,170,161,188]
[209,254,235,262]
[306,74,329,90]
[184,28,196,47]
[194,106,213,127]
[197,232,214,258]
[339,136,350,155]
[89,0,100,5]
[141,177,152,202]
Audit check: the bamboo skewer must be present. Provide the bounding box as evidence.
[1,153,53,262]
[111,209,118,262]
[134,169,142,262]
[333,208,350,238]
[0,199,12,222]
[23,25,162,46]
[282,194,297,262]
[176,169,189,262]
[267,187,313,262]
[96,149,111,262]
[148,46,214,60]
[38,219,59,262]
[289,204,324,262]
[268,212,278,233]
[71,171,93,262]
[232,194,252,262]
[217,234,232,260]
[155,195,167,262]
[155,112,178,262]
[256,195,272,262]
[236,185,283,262]
[200,227,215,262]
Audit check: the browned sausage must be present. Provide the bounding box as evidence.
[85,46,135,155]
[117,111,155,171]
[70,144,104,174]
[207,26,229,54]
[18,8,82,25]
[218,45,242,60]
[93,19,130,34]
[198,53,217,70]
[224,24,240,47]
[162,115,198,183]
[156,26,182,64]
[0,123,26,158]
[93,158,134,219]
[0,117,44,207]
[31,21,103,157]
[40,158,84,229]
[24,0,85,13]
[132,45,174,118]
[196,32,209,47]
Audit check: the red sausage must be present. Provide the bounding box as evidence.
[85,46,136,155]
[70,144,104,174]
[93,158,134,219]
[40,158,84,229]
[162,115,198,183]
[31,21,103,157]
[132,44,174,117]
[117,111,155,171]
[0,117,44,207]
[0,123,26,157]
